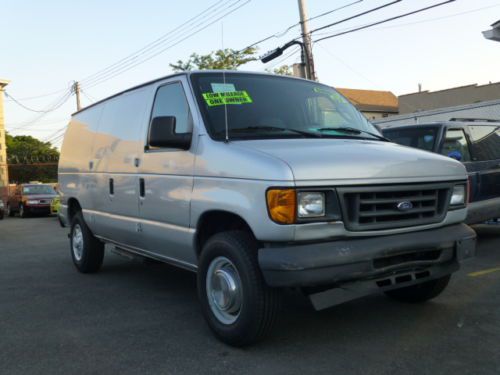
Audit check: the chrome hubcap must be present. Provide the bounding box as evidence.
[72,224,84,261]
[206,256,242,325]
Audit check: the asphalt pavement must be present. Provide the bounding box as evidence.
[0,216,499,375]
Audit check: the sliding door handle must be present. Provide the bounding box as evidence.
[139,178,145,198]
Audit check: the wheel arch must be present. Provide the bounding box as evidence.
[67,197,82,223]
[194,210,256,257]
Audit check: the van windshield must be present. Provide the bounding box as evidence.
[190,73,380,141]
[382,126,439,152]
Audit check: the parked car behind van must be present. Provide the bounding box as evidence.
[58,71,476,346]
[382,119,500,224]
[7,183,58,218]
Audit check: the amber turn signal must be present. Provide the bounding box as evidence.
[266,188,296,224]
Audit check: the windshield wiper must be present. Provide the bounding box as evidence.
[222,126,322,138]
[316,127,390,141]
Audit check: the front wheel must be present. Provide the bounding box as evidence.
[70,211,104,273]
[384,275,451,303]
[197,231,281,347]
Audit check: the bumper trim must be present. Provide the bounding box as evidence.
[258,223,476,287]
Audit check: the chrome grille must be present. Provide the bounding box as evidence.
[338,183,453,231]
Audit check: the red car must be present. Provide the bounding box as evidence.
[7,184,58,218]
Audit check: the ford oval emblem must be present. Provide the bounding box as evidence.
[397,201,413,211]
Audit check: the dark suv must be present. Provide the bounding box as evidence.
[382,118,500,224]
[7,184,58,218]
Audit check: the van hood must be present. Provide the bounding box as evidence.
[234,138,466,184]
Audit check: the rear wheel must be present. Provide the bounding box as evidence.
[384,275,451,303]
[70,211,104,273]
[197,231,281,347]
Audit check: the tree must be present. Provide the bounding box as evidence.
[5,133,60,183]
[169,47,258,71]
[271,65,293,76]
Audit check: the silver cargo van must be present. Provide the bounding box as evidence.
[59,71,476,346]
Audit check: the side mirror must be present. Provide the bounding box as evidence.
[148,116,191,150]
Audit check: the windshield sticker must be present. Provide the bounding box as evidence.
[211,83,236,93]
[202,91,253,106]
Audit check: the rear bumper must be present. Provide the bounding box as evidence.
[25,205,51,214]
[258,223,476,288]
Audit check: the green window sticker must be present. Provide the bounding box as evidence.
[202,90,253,107]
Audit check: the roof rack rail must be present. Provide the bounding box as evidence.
[449,117,500,123]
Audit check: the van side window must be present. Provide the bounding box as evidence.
[151,83,192,134]
[468,125,500,161]
[440,129,471,162]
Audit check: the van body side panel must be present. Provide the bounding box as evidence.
[90,87,153,246]
[59,105,104,219]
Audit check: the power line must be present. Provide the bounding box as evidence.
[5,92,58,113]
[7,90,72,132]
[78,0,232,85]
[80,89,96,103]
[314,0,456,43]
[84,0,251,89]
[81,0,250,89]
[310,0,402,34]
[4,87,69,102]
[239,0,363,52]
[308,0,364,23]
[369,3,500,31]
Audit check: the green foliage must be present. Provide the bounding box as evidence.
[5,133,59,183]
[271,65,293,76]
[170,47,258,71]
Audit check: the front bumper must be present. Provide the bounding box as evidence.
[258,223,476,288]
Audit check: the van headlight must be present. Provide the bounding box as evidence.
[450,185,466,206]
[267,189,332,224]
[298,192,325,218]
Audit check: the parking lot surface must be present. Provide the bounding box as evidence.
[1,216,499,375]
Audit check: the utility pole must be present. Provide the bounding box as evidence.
[297,0,317,81]
[73,81,81,111]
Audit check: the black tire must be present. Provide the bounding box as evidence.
[70,211,104,273]
[0,212,3,220]
[384,275,451,303]
[197,231,281,347]
[19,204,28,218]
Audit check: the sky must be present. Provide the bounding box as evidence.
[2,0,500,146]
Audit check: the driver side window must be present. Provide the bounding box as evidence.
[152,82,193,134]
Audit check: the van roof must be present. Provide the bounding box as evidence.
[72,70,307,116]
